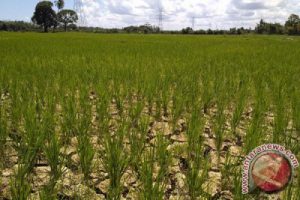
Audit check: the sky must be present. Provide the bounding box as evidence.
[0,0,300,30]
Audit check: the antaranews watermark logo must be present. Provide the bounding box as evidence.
[242,144,299,194]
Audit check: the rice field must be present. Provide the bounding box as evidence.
[0,32,300,200]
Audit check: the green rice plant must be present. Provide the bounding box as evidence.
[100,121,129,199]
[186,106,203,155]
[128,116,148,170]
[297,167,300,199]
[231,166,246,200]
[213,76,228,164]
[155,96,162,120]
[10,88,55,199]
[291,89,300,135]
[186,154,209,199]
[186,107,209,199]
[10,96,45,199]
[45,128,62,181]
[10,164,31,200]
[61,92,77,145]
[138,149,161,200]
[39,94,64,199]
[184,74,201,113]
[113,88,125,116]
[155,132,170,185]
[144,77,157,115]
[7,83,28,157]
[220,152,234,189]
[128,100,144,128]
[272,81,289,144]
[213,104,226,164]
[9,82,23,132]
[40,133,63,200]
[231,80,248,136]
[244,80,266,153]
[0,98,8,167]
[244,105,264,153]
[138,132,169,199]
[78,134,94,181]
[201,70,213,114]
[171,90,185,129]
[20,101,46,173]
[160,84,170,117]
[43,133,63,197]
[96,85,110,133]
[282,164,300,200]
[283,184,295,200]
[76,90,95,182]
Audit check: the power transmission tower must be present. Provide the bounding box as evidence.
[158,6,163,31]
[74,0,87,26]
[192,16,195,29]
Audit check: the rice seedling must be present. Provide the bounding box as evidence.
[171,90,185,129]
[19,102,45,173]
[61,93,77,145]
[100,121,129,199]
[138,133,170,200]
[128,100,144,128]
[78,133,95,181]
[155,132,170,185]
[10,164,31,200]
[201,74,213,114]
[186,107,209,199]
[128,116,149,170]
[213,75,228,163]
[40,133,63,200]
[138,147,161,200]
[10,98,46,200]
[231,77,248,136]
[291,88,300,135]
[271,80,289,144]
[95,85,110,133]
[76,90,95,182]
[244,79,267,153]
[0,96,8,167]
[39,94,64,199]
[231,167,245,200]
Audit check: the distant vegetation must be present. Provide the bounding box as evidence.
[0,0,300,35]
[0,21,38,32]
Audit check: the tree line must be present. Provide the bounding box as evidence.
[180,14,300,35]
[1,1,300,35]
[255,14,300,35]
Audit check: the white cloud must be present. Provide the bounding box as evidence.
[78,0,300,30]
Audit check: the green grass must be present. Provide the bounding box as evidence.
[0,32,300,199]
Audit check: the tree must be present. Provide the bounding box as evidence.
[285,14,300,26]
[32,1,56,32]
[255,19,284,35]
[285,14,300,35]
[237,27,243,35]
[255,19,266,34]
[54,0,65,11]
[53,0,65,32]
[57,10,78,32]
[181,27,193,34]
